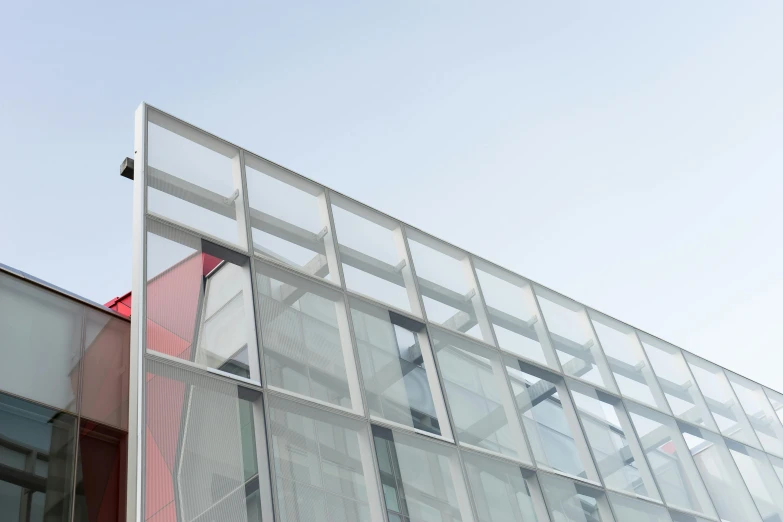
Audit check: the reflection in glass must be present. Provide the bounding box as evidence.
[146,220,260,381]
[351,300,449,437]
[608,492,671,522]
[538,473,613,522]
[431,329,529,461]
[372,427,475,522]
[73,421,127,522]
[535,287,615,391]
[474,261,558,367]
[726,439,783,522]
[269,396,382,522]
[257,262,361,411]
[568,381,660,499]
[726,372,783,457]
[507,362,597,480]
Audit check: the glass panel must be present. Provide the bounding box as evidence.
[624,401,716,518]
[726,439,783,522]
[372,427,475,522]
[146,109,247,248]
[506,361,598,481]
[431,328,529,461]
[144,359,264,522]
[256,261,361,412]
[667,512,714,522]
[589,313,668,411]
[0,392,78,522]
[462,450,545,522]
[406,230,490,342]
[331,194,419,314]
[678,422,760,522]
[268,396,383,522]
[350,299,449,437]
[473,259,559,367]
[608,492,671,522]
[535,287,615,392]
[765,388,783,429]
[684,354,760,448]
[568,381,660,499]
[538,473,614,522]
[73,420,127,522]
[80,309,130,430]
[245,154,339,282]
[726,372,783,457]
[145,219,260,381]
[639,335,716,431]
[0,270,83,412]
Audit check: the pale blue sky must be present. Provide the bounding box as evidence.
[1,2,782,389]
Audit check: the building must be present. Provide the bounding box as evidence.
[3,103,783,522]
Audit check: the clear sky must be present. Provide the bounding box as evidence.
[1,2,782,390]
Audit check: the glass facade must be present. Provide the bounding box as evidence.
[129,104,783,522]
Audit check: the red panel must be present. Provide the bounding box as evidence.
[78,421,126,522]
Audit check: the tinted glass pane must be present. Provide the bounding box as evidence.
[432,329,529,461]
[538,473,613,522]
[351,300,447,436]
[257,262,361,411]
[73,421,127,522]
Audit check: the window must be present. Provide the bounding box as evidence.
[608,492,672,522]
[256,261,362,412]
[725,439,783,522]
[726,371,783,457]
[350,300,450,437]
[538,473,614,522]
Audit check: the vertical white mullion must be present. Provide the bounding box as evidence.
[528,286,564,373]
[582,310,620,395]
[631,330,674,415]
[718,366,762,448]
[615,398,665,502]
[317,189,345,288]
[392,225,424,318]
[461,256,494,344]
[677,349,720,433]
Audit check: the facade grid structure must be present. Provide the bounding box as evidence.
[127,103,783,522]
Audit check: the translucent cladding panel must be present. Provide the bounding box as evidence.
[406,230,490,342]
[73,421,127,522]
[431,328,529,461]
[624,402,716,518]
[0,392,78,522]
[350,299,448,437]
[268,396,383,522]
[473,260,558,367]
[331,194,419,314]
[678,423,760,522]
[506,360,597,480]
[372,427,475,522]
[535,287,615,392]
[607,493,672,522]
[462,451,545,522]
[146,109,247,248]
[589,313,667,411]
[726,372,783,457]
[667,512,714,522]
[0,270,83,411]
[245,154,339,282]
[145,220,260,381]
[144,360,264,522]
[725,439,783,522]
[684,353,760,448]
[639,334,716,430]
[765,388,783,428]
[256,261,361,411]
[80,308,130,430]
[538,473,614,522]
[568,381,660,500]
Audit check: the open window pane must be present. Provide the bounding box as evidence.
[406,230,491,342]
[507,362,598,481]
[256,262,362,412]
[331,194,419,314]
[245,155,339,283]
[538,473,614,522]
[372,427,475,522]
[350,300,449,437]
[462,450,547,522]
[144,360,265,522]
[474,260,558,368]
[146,109,247,249]
[589,313,668,411]
[726,372,783,457]
[568,380,660,500]
[431,328,530,461]
[608,492,671,522]
[146,219,260,381]
[639,335,716,431]
[678,422,760,522]
[268,396,383,522]
[726,439,783,522]
[624,401,716,518]
[535,287,615,392]
[684,354,760,448]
